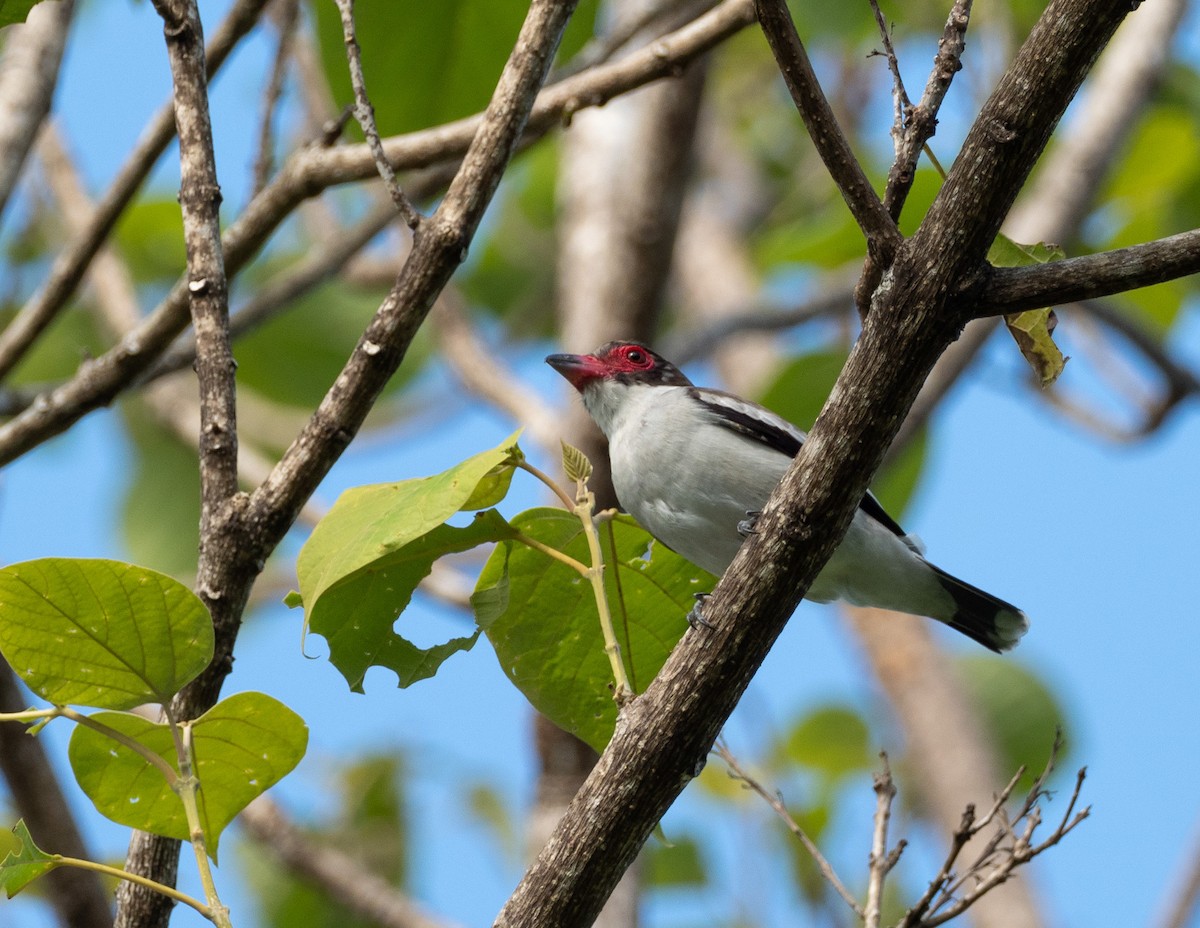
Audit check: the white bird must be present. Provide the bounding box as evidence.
[546,340,1029,652]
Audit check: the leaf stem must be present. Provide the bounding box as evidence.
[174,721,232,928]
[51,855,214,919]
[515,458,576,510]
[511,531,591,575]
[0,706,181,787]
[572,483,633,705]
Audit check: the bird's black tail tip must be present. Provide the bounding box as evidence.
[931,565,1030,653]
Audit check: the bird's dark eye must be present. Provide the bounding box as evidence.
[627,349,644,363]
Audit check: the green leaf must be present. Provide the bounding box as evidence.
[311,0,531,136]
[307,513,514,691]
[771,703,872,781]
[475,509,713,752]
[645,833,708,888]
[990,235,1068,386]
[459,444,522,512]
[292,434,524,691]
[0,820,58,898]
[0,559,213,710]
[295,433,521,612]
[68,692,307,858]
[560,440,592,484]
[0,1,46,29]
[118,403,201,581]
[955,656,1070,788]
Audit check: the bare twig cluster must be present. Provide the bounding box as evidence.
[718,736,1089,928]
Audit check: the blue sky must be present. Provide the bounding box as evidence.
[4,2,1200,927]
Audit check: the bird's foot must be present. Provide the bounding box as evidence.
[687,592,715,630]
[737,510,761,537]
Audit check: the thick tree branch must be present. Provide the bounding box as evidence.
[979,228,1200,316]
[116,2,238,925]
[116,6,579,926]
[0,0,754,466]
[495,2,1131,924]
[754,0,900,259]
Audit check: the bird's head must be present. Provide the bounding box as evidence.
[545,341,692,393]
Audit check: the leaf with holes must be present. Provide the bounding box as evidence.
[291,433,522,692]
[474,508,713,752]
[68,692,307,859]
[0,820,58,898]
[0,559,213,710]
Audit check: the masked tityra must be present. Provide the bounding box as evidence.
[546,340,1029,653]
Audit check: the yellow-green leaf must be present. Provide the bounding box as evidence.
[990,234,1069,386]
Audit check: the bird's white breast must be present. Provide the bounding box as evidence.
[593,385,788,576]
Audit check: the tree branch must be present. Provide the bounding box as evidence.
[240,797,458,928]
[0,0,755,466]
[495,2,1132,924]
[116,2,238,923]
[0,0,74,224]
[333,0,423,229]
[979,228,1200,316]
[753,0,900,259]
[882,0,972,218]
[116,5,580,926]
[0,0,271,381]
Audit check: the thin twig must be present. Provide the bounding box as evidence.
[882,0,972,219]
[0,0,755,467]
[753,0,900,260]
[866,0,911,162]
[251,0,300,199]
[865,754,900,928]
[334,0,422,229]
[714,742,864,918]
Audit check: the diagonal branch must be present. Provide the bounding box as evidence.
[495,1,1132,924]
[0,0,74,225]
[0,0,271,382]
[116,6,581,926]
[753,0,900,259]
[0,0,755,467]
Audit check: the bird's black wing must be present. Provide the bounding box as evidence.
[689,387,911,543]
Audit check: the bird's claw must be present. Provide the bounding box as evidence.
[737,510,761,537]
[687,592,716,630]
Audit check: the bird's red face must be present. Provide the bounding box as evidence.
[546,341,689,391]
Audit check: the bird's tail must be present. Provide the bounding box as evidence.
[928,564,1029,653]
